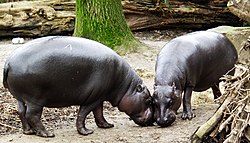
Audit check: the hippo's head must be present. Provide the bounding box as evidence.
[153,83,181,127]
[118,83,154,126]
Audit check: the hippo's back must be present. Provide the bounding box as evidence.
[160,31,237,63]
[4,36,127,107]
[157,31,238,91]
[8,36,118,63]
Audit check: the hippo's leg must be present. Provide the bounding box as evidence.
[211,82,221,99]
[76,101,102,135]
[93,102,114,128]
[25,102,55,137]
[181,86,196,120]
[17,100,35,135]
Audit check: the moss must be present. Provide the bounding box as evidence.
[208,26,250,34]
[0,0,7,3]
[113,38,141,55]
[73,0,141,52]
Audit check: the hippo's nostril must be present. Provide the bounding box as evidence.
[156,117,174,127]
[156,118,166,126]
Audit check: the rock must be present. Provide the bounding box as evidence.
[208,26,250,64]
[12,37,24,44]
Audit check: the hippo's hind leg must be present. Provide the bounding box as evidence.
[17,100,35,135]
[93,102,114,128]
[181,86,196,120]
[211,68,236,99]
[211,82,221,99]
[25,102,55,137]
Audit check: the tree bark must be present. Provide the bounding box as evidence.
[73,0,139,51]
[0,0,243,37]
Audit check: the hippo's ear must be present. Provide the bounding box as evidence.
[172,83,181,97]
[174,89,182,97]
[136,84,144,93]
[172,82,176,88]
[172,82,176,92]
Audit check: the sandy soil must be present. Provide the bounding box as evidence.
[0,30,219,143]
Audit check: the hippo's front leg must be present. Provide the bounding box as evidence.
[93,102,114,128]
[181,86,196,120]
[76,105,94,135]
[76,100,103,135]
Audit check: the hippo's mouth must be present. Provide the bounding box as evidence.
[131,108,154,126]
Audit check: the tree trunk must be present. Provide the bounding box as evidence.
[73,0,139,51]
[0,0,243,37]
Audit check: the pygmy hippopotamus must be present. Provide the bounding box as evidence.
[153,31,238,127]
[3,36,154,137]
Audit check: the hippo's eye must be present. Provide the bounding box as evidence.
[136,84,144,93]
[166,98,173,106]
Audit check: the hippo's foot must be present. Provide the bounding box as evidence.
[78,127,93,136]
[23,128,35,135]
[36,130,55,138]
[181,111,196,120]
[96,122,114,128]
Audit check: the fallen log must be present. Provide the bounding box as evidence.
[0,0,243,37]
[122,0,242,30]
[228,0,250,23]
[0,0,75,37]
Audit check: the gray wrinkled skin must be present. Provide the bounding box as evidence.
[153,31,238,127]
[3,36,154,137]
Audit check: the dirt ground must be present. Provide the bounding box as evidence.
[0,30,219,143]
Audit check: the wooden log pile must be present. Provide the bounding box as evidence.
[191,63,250,143]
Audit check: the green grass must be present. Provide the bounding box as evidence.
[0,0,7,3]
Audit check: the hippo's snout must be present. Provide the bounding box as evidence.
[156,112,176,127]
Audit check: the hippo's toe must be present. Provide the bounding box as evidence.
[77,127,94,136]
[97,122,114,128]
[36,130,55,138]
[181,111,196,120]
[23,128,35,135]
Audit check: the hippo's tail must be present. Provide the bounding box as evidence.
[3,63,9,89]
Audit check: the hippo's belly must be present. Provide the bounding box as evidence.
[7,66,108,107]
